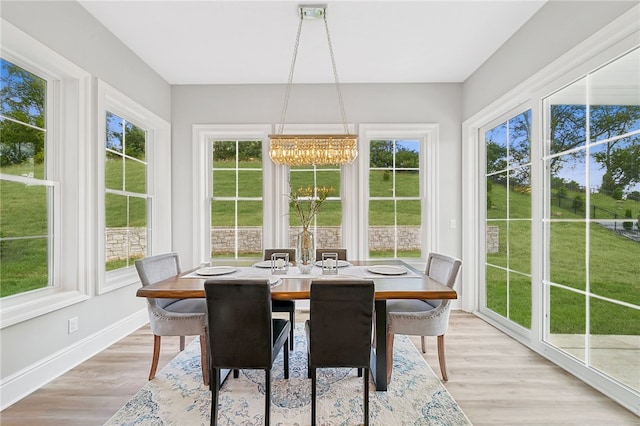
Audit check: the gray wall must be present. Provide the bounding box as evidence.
[0,1,170,392]
[463,1,638,120]
[171,83,463,267]
[1,1,171,121]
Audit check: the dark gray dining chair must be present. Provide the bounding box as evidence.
[305,279,375,426]
[264,248,296,349]
[204,278,291,426]
[135,252,208,385]
[315,248,347,261]
[386,252,462,381]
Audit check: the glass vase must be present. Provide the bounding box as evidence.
[296,228,315,274]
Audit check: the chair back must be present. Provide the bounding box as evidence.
[263,248,296,263]
[422,253,462,310]
[204,279,274,369]
[426,253,462,289]
[135,252,181,309]
[315,248,347,261]
[308,280,374,368]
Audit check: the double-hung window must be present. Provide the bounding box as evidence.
[0,21,90,326]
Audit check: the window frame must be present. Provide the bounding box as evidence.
[461,6,640,412]
[96,80,171,294]
[358,124,438,264]
[0,20,91,327]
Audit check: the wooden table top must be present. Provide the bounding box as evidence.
[136,259,457,301]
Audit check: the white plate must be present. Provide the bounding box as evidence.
[195,266,237,276]
[314,260,352,268]
[253,260,292,268]
[269,276,283,287]
[367,265,408,275]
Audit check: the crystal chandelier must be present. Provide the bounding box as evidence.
[269,5,357,166]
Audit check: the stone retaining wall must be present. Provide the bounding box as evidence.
[105,228,147,261]
[107,225,500,259]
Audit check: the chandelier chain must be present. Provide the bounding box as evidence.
[323,13,349,134]
[278,13,304,134]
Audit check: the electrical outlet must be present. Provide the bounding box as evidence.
[68,317,79,334]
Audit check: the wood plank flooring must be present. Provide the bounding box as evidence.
[1,311,637,425]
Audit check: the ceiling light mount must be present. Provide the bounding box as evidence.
[269,4,357,166]
[299,5,326,20]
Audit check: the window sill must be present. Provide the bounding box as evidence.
[0,290,90,329]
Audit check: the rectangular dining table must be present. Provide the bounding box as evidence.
[136,259,457,391]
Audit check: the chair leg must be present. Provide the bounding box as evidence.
[284,339,290,379]
[199,333,209,386]
[311,368,317,426]
[437,334,448,381]
[421,336,426,353]
[211,368,220,426]
[289,309,295,350]
[386,332,395,383]
[364,368,369,426]
[265,370,271,426]
[357,367,363,377]
[149,335,161,380]
[180,335,186,351]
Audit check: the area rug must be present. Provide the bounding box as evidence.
[105,324,471,425]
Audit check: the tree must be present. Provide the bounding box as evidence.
[0,59,46,166]
[550,104,640,195]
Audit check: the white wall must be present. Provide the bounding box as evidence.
[0,1,171,408]
[463,1,637,120]
[170,83,463,268]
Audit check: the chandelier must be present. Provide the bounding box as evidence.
[269,5,357,166]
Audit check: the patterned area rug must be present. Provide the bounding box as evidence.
[105,324,471,425]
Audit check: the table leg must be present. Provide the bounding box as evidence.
[371,299,388,391]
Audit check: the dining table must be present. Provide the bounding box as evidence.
[136,259,457,391]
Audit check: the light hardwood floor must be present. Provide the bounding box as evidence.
[1,311,637,425]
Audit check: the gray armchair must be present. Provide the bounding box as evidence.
[135,252,208,385]
[386,253,462,381]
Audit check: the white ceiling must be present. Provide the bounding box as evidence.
[78,0,546,85]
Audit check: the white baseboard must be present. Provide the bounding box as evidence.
[0,309,149,411]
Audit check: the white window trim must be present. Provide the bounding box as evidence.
[462,5,640,413]
[96,80,172,294]
[358,124,439,265]
[0,20,92,328]
[192,124,273,266]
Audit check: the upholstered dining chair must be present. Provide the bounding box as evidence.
[305,279,375,426]
[315,248,347,261]
[204,278,291,426]
[134,252,208,385]
[386,252,462,382]
[263,248,296,349]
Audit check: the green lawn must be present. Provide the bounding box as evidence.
[486,181,640,334]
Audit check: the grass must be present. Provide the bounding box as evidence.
[486,181,640,334]
[2,160,638,336]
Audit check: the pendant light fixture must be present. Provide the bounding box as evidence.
[269,4,358,166]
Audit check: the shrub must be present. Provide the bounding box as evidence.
[623,208,633,231]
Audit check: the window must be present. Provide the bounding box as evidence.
[0,58,51,298]
[0,21,90,327]
[543,48,639,391]
[368,139,422,258]
[289,164,342,248]
[359,124,437,263]
[463,12,639,409]
[210,140,263,259]
[104,112,148,271]
[483,109,532,329]
[97,80,171,294]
